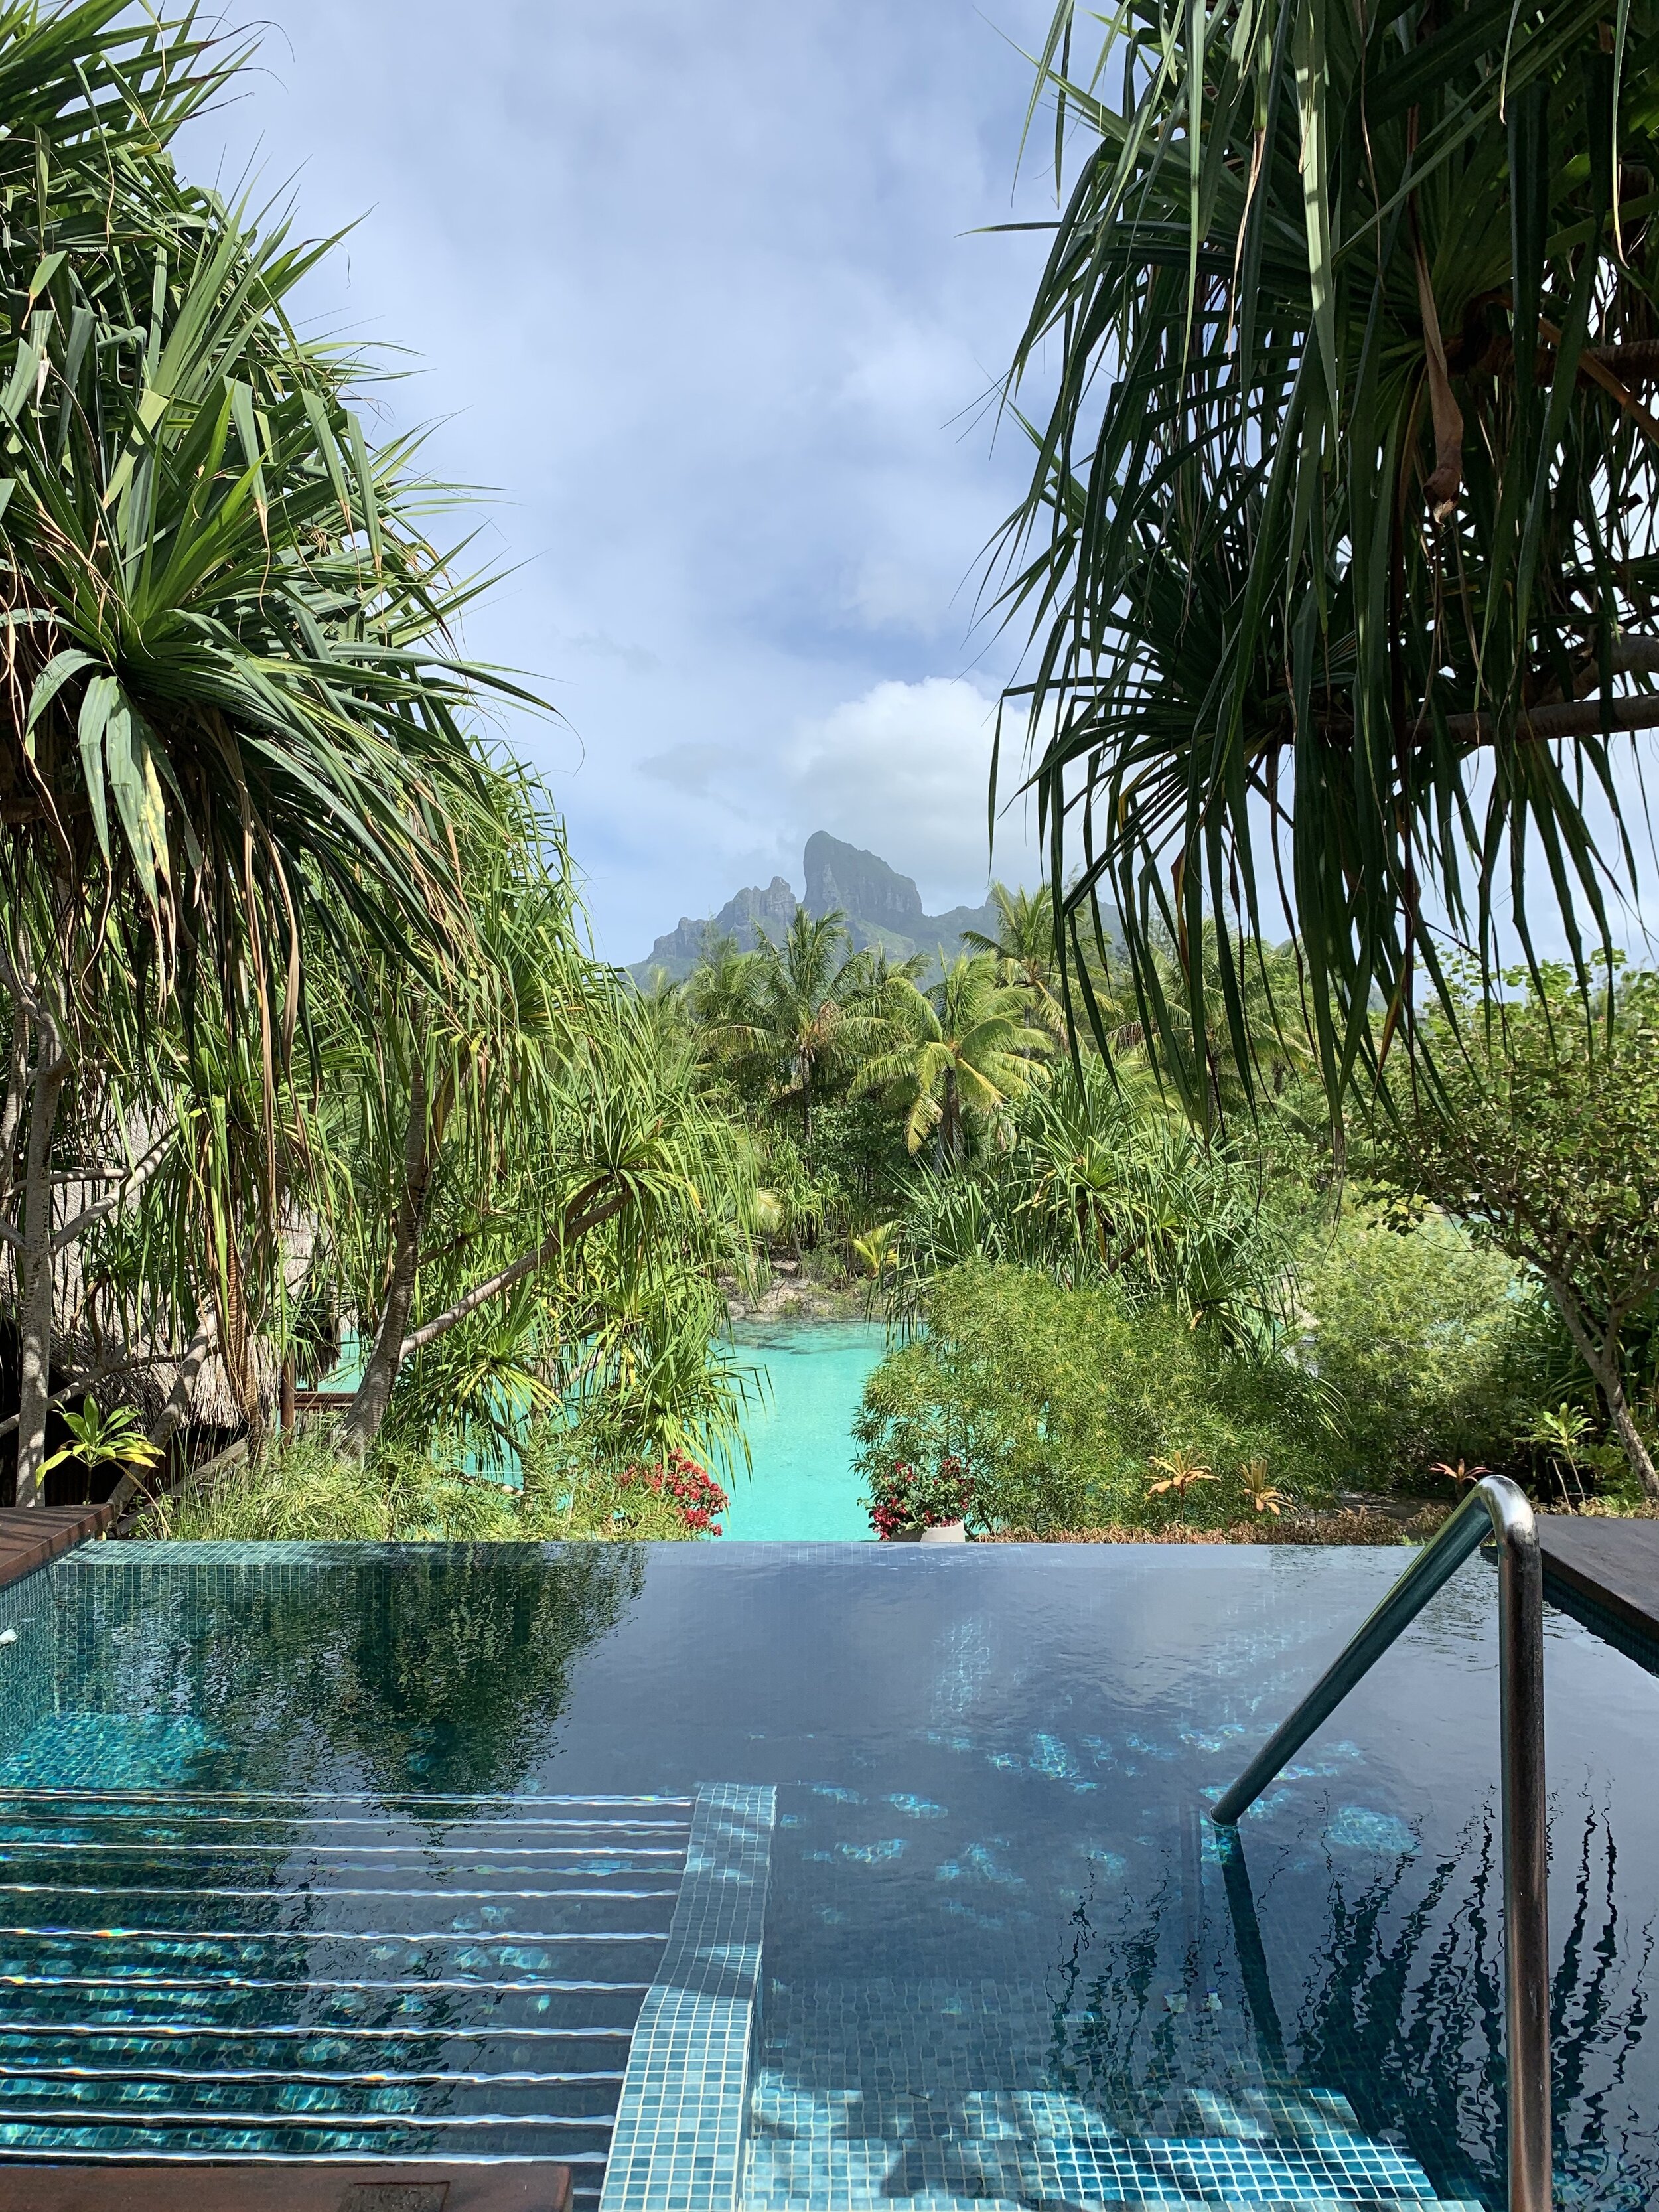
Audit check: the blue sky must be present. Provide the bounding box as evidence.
[182,1,1061,962]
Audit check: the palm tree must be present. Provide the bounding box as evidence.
[857,955,1052,1163]
[703,908,891,1149]
[997,0,1659,1108]
[960,883,1068,1043]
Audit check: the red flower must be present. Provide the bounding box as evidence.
[865,1452,974,1538]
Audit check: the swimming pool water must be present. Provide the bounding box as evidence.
[719,1323,887,1540]
[0,1542,1652,2207]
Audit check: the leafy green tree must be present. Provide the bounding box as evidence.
[0,4,526,1496]
[854,1260,1324,1533]
[999,0,1659,1106]
[961,883,1068,1042]
[855,954,1051,1163]
[1295,1206,1539,1491]
[702,908,893,1147]
[1370,966,1659,1500]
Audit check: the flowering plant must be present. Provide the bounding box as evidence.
[620,1449,728,1536]
[866,1453,973,1539]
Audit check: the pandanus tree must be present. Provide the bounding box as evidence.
[0,4,528,1496]
[318,785,754,1461]
[997,0,1659,1114]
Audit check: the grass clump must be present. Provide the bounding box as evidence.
[131,1424,728,1543]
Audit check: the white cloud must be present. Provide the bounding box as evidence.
[786,676,1039,910]
[638,743,739,796]
[176,0,1062,964]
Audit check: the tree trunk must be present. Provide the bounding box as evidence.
[340,1169,627,1459]
[0,1001,29,1212]
[15,1015,66,1508]
[1546,1280,1659,1505]
[338,1066,433,1459]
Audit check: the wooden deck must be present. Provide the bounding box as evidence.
[1538,1514,1659,1649]
[0,2164,571,2209]
[0,1499,115,1590]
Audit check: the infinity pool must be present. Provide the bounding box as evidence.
[0,1542,1651,2209]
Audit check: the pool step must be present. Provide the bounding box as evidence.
[0,1787,692,2187]
[741,1980,1467,2210]
[743,2108,1453,2206]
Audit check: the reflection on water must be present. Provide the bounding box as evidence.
[67,1544,645,1801]
[7,1542,1656,2206]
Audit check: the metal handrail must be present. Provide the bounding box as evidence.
[1212,1475,1550,2212]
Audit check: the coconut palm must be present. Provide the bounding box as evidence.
[998,0,1659,1108]
[857,955,1052,1163]
[703,908,893,1148]
[960,883,1069,1043]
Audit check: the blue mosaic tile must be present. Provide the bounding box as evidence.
[601,1781,776,2212]
[739,1977,1456,2210]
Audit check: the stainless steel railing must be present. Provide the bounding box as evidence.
[1212,1475,1551,2212]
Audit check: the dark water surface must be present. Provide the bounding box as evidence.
[0,1541,1652,2204]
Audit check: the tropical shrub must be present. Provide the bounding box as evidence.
[135,1426,730,1543]
[853,1262,1328,1534]
[888,1059,1300,1349]
[1368,963,1659,1501]
[618,1451,728,1535]
[518,1426,727,1540]
[1294,1209,1541,1492]
[136,1434,519,1542]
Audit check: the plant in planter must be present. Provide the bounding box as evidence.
[866,1453,974,1540]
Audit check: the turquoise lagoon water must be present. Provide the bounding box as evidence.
[717,1319,888,1540]
[325,1319,889,1537]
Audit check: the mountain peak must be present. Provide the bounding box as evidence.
[629,835,996,984]
[802,832,924,930]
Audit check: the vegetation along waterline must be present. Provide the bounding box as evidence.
[0,0,1657,1548]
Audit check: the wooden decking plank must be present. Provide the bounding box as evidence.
[1538,1515,1659,1646]
[0,1500,114,1590]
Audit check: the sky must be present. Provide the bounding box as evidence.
[180,0,1062,964]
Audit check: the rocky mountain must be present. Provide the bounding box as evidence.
[628,834,1001,986]
[628,875,798,981]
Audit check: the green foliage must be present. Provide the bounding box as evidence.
[517,1427,718,1541]
[139,1433,520,1542]
[0,1,520,1025]
[41,1396,160,1478]
[1001,0,1659,1114]
[890,1059,1299,1351]
[855,954,1052,1161]
[137,1421,727,1543]
[1369,962,1659,1498]
[854,1262,1327,1534]
[699,909,899,1142]
[1295,1209,1541,1490]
